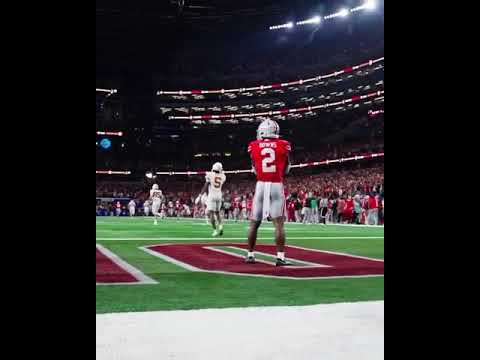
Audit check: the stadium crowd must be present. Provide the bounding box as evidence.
[96,165,384,225]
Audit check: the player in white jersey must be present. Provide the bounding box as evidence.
[150,184,165,225]
[196,162,226,236]
[183,203,191,217]
[128,199,136,217]
[143,199,151,217]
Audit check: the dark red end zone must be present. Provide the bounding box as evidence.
[96,248,138,283]
[146,243,384,279]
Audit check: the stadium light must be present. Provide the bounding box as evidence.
[364,0,376,10]
[269,0,378,29]
[296,16,321,26]
[269,22,295,30]
[351,0,376,12]
[96,88,117,94]
[96,131,123,137]
[96,170,131,175]
[145,171,157,179]
[324,8,351,19]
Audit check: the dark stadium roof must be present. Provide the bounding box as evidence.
[96,1,384,80]
[96,0,341,29]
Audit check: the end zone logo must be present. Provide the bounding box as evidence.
[142,243,384,279]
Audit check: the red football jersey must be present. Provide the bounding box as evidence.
[345,199,354,211]
[287,201,295,211]
[368,196,378,209]
[248,139,291,182]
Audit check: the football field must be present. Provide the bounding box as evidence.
[96,217,384,314]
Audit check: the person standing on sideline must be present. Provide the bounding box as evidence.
[310,193,319,223]
[128,199,136,217]
[367,192,379,225]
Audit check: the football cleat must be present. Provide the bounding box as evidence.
[219,229,223,236]
[212,230,219,237]
[245,256,256,264]
[275,258,291,266]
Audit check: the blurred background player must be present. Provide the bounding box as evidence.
[161,202,167,219]
[183,203,191,217]
[128,199,136,217]
[319,194,328,224]
[246,119,291,266]
[294,196,302,222]
[344,195,354,224]
[367,192,379,225]
[287,196,296,222]
[197,162,226,236]
[303,193,315,224]
[223,196,232,220]
[175,200,183,217]
[115,201,122,216]
[310,193,319,223]
[240,196,247,220]
[143,199,151,217]
[167,200,174,217]
[150,184,165,225]
[233,196,241,221]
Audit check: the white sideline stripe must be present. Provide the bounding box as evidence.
[206,246,330,268]
[139,244,383,280]
[96,236,383,241]
[96,244,157,285]
[195,223,325,231]
[96,216,385,228]
[327,223,384,228]
[96,301,384,360]
[240,226,339,232]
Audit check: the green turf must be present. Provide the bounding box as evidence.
[96,217,384,314]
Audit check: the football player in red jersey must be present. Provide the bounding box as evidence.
[245,120,292,266]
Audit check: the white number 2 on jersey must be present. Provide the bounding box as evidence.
[261,148,276,173]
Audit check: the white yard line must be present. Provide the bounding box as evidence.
[96,301,384,360]
[96,244,157,285]
[288,244,385,262]
[96,236,384,241]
